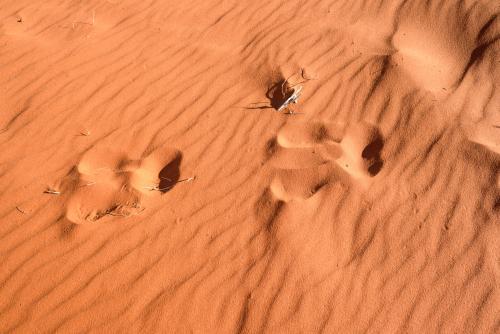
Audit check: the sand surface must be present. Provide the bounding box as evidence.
[0,0,499,332]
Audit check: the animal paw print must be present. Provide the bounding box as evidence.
[265,119,384,203]
[63,147,182,224]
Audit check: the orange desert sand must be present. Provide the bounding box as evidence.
[0,0,499,333]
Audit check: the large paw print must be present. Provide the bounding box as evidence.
[265,119,384,203]
[63,147,182,224]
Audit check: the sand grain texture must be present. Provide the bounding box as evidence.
[0,0,499,333]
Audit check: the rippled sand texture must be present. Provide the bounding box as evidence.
[0,0,499,332]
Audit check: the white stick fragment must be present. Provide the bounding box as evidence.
[143,185,160,191]
[44,188,61,195]
[80,181,96,187]
[178,176,196,183]
[143,176,196,192]
[277,86,303,112]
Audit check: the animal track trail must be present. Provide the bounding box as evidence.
[64,147,182,225]
[266,119,385,203]
[255,119,386,271]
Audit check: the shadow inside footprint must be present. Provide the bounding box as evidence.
[158,153,182,193]
[362,136,384,176]
[266,79,294,110]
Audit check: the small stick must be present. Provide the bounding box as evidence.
[243,104,274,110]
[143,185,172,192]
[178,176,196,183]
[144,176,196,191]
[16,206,26,214]
[108,207,145,217]
[44,188,61,195]
[277,86,303,112]
[143,185,160,191]
[80,181,96,187]
[108,212,130,217]
[159,176,195,183]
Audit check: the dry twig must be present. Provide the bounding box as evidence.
[144,176,196,192]
[44,188,61,195]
